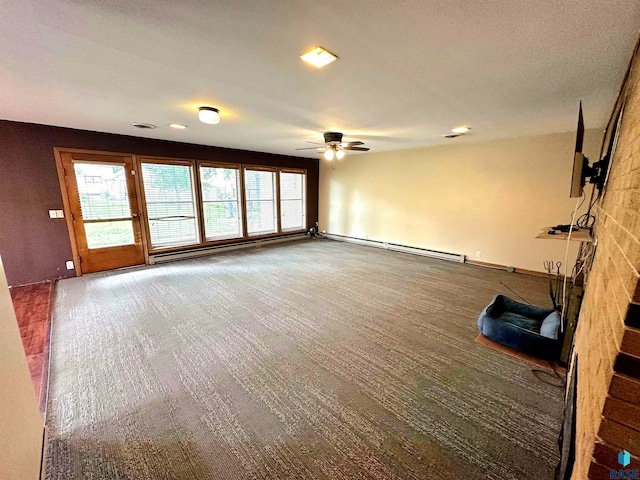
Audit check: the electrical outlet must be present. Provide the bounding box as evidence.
[66,260,74,270]
[476,251,482,258]
[49,210,57,218]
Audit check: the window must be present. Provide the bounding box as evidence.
[74,163,134,249]
[137,160,307,249]
[199,165,243,241]
[279,171,306,232]
[244,168,277,236]
[141,161,199,249]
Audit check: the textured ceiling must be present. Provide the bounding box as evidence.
[1,0,639,158]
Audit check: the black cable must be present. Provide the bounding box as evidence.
[576,212,595,229]
[576,185,601,229]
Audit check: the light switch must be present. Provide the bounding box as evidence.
[49,210,57,218]
[66,261,74,270]
[56,210,64,218]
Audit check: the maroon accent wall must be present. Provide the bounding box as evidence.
[0,120,319,286]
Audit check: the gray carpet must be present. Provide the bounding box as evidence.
[46,239,563,479]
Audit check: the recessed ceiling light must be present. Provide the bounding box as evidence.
[130,122,156,129]
[168,123,188,129]
[300,46,338,68]
[451,126,470,134]
[198,106,220,124]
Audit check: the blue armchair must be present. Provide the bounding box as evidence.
[477,295,562,360]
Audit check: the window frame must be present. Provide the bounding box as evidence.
[242,165,280,238]
[138,156,202,252]
[137,157,308,253]
[278,168,307,233]
[197,161,244,242]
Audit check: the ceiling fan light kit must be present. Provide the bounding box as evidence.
[296,131,370,160]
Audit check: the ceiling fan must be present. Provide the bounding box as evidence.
[296,132,370,160]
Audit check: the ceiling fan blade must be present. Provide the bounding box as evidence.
[295,147,322,150]
[343,146,370,151]
[306,141,323,145]
[340,141,364,146]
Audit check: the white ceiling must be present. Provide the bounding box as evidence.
[1,1,639,158]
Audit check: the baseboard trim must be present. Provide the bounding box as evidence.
[324,233,465,263]
[149,234,308,264]
[465,259,552,278]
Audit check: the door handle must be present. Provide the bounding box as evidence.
[132,213,139,217]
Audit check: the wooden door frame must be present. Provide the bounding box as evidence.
[53,147,150,277]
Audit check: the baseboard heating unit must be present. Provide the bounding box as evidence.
[149,234,307,265]
[324,234,465,263]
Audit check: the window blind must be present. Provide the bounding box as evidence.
[279,172,306,232]
[244,169,277,236]
[141,162,199,248]
[199,166,243,241]
[74,162,135,249]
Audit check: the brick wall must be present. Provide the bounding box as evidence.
[572,40,640,479]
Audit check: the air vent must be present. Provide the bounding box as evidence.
[443,133,461,139]
[131,122,156,129]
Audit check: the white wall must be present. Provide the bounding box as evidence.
[319,129,603,273]
[0,255,44,479]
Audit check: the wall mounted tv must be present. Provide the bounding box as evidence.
[569,101,621,198]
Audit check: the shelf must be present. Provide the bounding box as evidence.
[536,226,593,242]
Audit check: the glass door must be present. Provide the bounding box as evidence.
[60,152,145,273]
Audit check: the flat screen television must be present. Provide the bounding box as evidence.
[569,100,620,198]
[570,103,586,198]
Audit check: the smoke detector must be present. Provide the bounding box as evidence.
[130,122,157,129]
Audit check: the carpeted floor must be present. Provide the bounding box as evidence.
[46,239,563,479]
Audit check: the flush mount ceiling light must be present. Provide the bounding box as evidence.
[168,123,187,129]
[300,46,338,68]
[198,106,220,124]
[451,126,471,134]
[130,122,156,129]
